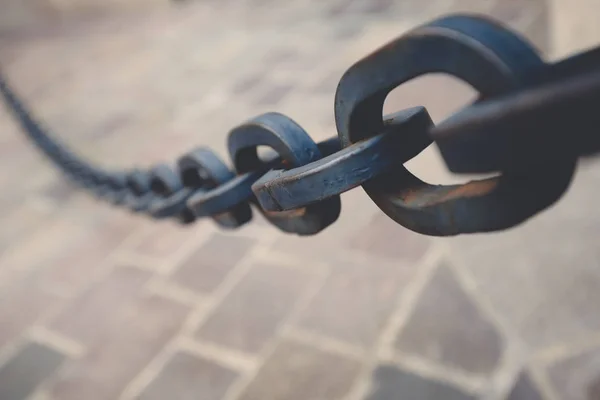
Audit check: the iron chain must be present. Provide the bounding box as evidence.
[2,14,599,236]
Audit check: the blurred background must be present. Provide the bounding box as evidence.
[0,0,599,399]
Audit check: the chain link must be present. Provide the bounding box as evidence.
[2,14,599,236]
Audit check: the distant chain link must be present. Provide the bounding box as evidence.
[2,14,600,236]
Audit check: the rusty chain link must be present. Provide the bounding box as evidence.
[2,14,600,236]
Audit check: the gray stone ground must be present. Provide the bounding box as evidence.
[0,0,599,399]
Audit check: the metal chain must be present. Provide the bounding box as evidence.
[2,14,600,236]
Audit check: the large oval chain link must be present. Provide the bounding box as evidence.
[333,14,577,236]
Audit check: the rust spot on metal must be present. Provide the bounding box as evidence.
[264,208,307,218]
[397,185,434,205]
[398,177,500,207]
[437,178,499,201]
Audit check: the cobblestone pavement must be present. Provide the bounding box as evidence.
[1,0,599,399]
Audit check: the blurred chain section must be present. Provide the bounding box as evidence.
[1,14,599,236]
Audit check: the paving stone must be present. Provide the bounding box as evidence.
[547,346,600,400]
[551,0,600,58]
[269,189,382,264]
[449,164,600,349]
[238,339,361,400]
[195,263,315,354]
[324,0,356,17]
[45,266,152,345]
[0,217,97,272]
[361,0,395,14]
[506,371,545,400]
[292,256,421,347]
[130,222,195,259]
[231,73,265,95]
[262,48,298,65]
[0,276,63,349]
[395,265,503,375]
[330,23,363,40]
[382,73,477,124]
[38,177,78,204]
[85,110,135,140]
[308,70,341,95]
[0,201,54,254]
[394,0,453,20]
[347,212,432,262]
[437,0,496,14]
[366,365,476,400]
[526,7,551,55]
[590,379,600,400]
[49,295,190,400]
[137,351,239,400]
[488,0,542,28]
[254,83,294,106]
[0,341,66,400]
[39,218,142,293]
[171,233,255,294]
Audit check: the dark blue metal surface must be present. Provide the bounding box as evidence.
[178,147,253,229]
[188,169,265,217]
[187,138,342,221]
[334,14,576,236]
[252,107,431,211]
[149,164,183,195]
[227,112,341,235]
[533,45,600,85]
[432,53,600,173]
[104,189,131,206]
[146,164,196,224]
[126,169,152,195]
[120,169,155,211]
[100,172,132,205]
[315,137,342,157]
[148,188,194,218]
[228,112,321,173]
[92,173,124,206]
[127,193,155,213]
